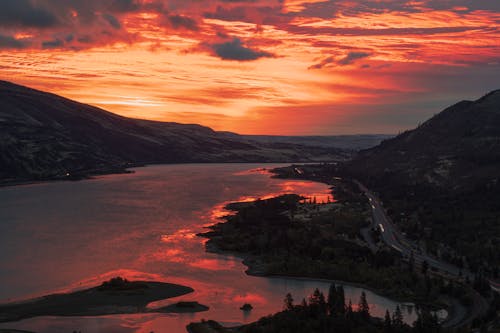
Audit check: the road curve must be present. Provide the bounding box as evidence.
[354,181,494,327]
[355,181,499,292]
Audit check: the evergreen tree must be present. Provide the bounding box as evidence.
[335,285,346,315]
[327,283,336,315]
[309,288,322,305]
[301,298,308,308]
[346,299,353,319]
[414,308,440,333]
[384,309,393,333]
[358,291,370,320]
[284,292,294,311]
[309,288,326,315]
[392,305,404,328]
[318,290,326,312]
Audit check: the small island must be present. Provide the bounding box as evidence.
[0,277,208,323]
[240,303,253,311]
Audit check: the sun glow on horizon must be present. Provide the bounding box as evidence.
[0,0,498,134]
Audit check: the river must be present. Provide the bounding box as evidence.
[0,164,418,332]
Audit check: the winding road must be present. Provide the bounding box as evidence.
[354,181,495,327]
[357,181,461,277]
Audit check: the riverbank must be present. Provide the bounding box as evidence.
[270,164,496,327]
[0,277,206,323]
[0,167,137,188]
[186,287,442,333]
[199,194,451,303]
[198,190,479,330]
[204,241,412,305]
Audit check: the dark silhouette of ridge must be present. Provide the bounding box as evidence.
[346,89,500,190]
[0,80,352,183]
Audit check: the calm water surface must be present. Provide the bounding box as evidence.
[0,164,418,332]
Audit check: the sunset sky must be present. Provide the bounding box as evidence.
[0,0,499,134]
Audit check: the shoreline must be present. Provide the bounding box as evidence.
[198,192,463,327]
[0,161,338,189]
[0,168,135,189]
[0,163,466,331]
[202,226,465,328]
[199,195,418,304]
[204,240,416,305]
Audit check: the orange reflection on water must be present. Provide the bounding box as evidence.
[189,258,239,271]
[206,193,282,226]
[210,203,234,221]
[208,179,333,225]
[164,249,183,256]
[233,292,268,306]
[150,249,187,263]
[233,168,272,176]
[160,229,197,243]
[152,177,334,274]
[278,180,334,203]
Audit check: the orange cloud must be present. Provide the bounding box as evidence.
[0,0,498,134]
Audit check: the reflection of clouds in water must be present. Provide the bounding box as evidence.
[189,258,239,271]
[278,180,334,203]
[233,168,271,176]
[160,229,197,243]
[151,249,186,264]
[206,180,333,225]
[233,292,268,306]
[0,164,418,333]
[145,229,202,265]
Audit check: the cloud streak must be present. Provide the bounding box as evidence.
[0,0,498,134]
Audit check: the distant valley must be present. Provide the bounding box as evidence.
[0,81,388,184]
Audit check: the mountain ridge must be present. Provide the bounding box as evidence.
[0,80,383,184]
[346,89,500,191]
[342,88,500,274]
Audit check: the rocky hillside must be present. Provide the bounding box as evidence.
[0,81,347,183]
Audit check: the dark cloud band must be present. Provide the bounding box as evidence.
[211,38,273,61]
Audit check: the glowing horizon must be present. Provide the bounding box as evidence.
[1,0,499,135]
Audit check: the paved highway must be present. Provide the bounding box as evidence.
[355,181,500,294]
[354,181,499,326]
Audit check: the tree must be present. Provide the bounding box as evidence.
[414,308,440,333]
[309,288,326,315]
[384,310,393,333]
[358,291,370,319]
[284,292,294,311]
[327,283,346,317]
[327,283,336,315]
[300,298,308,308]
[309,288,323,305]
[335,285,346,315]
[346,299,353,319]
[392,305,404,328]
